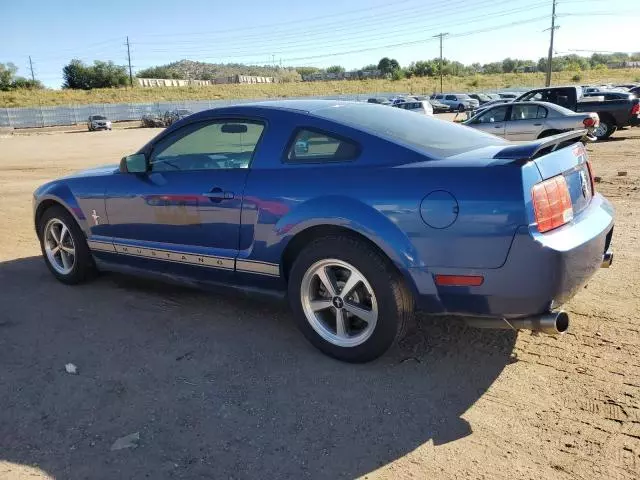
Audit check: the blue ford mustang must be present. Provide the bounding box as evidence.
[33,100,614,362]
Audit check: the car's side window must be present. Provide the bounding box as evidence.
[286,128,359,163]
[445,95,456,101]
[150,120,264,172]
[536,106,548,119]
[510,105,540,121]
[477,106,508,123]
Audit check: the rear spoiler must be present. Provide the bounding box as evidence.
[493,130,589,161]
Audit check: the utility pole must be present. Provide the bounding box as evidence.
[28,56,35,82]
[433,33,449,93]
[126,36,133,87]
[545,0,557,87]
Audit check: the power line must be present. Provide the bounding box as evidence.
[160,15,549,67]
[136,2,549,61]
[136,0,513,47]
[135,0,415,40]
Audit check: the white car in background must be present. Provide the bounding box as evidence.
[393,100,434,115]
[430,93,479,111]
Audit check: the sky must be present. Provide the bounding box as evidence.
[1,0,638,88]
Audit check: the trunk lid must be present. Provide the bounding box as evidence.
[494,130,594,217]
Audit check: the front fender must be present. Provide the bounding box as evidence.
[273,196,424,271]
[33,182,87,234]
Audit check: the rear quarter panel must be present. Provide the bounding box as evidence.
[242,111,528,286]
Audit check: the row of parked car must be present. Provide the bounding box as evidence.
[367,83,640,141]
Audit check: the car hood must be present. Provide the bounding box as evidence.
[63,164,119,179]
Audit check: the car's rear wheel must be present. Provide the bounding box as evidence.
[288,235,413,363]
[593,118,616,140]
[38,206,94,285]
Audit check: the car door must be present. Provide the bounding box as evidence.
[103,118,265,278]
[470,105,508,137]
[505,104,547,140]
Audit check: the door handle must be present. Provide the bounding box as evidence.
[203,188,234,201]
[494,124,503,128]
[533,123,542,126]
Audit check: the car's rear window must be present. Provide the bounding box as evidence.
[314,104,506,158]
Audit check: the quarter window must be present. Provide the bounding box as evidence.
[150,120,264,171]
[510,105,547,120]
[287,129,359,163]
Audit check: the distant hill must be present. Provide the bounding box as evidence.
[137,60,302,82]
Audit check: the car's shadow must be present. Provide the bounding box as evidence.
[0,256,517,479]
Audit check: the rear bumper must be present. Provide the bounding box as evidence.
[411,194,614,317]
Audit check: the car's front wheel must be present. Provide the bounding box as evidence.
[288,235,413,363]
[38,206,94,284]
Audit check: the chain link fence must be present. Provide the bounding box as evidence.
[0,94,413,129]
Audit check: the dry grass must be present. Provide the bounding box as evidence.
[1,70,638,108]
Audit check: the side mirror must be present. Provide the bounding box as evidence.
[120,153,147,173]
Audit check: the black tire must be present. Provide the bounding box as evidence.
[288,235,414,363]
[38,205,94,285]
[594,117,616,140]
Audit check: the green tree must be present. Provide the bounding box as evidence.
[326,65,345,74]
[10,77,44,89]
[0,63,44,91]
[63,59,128,89]
[501,58,518,73]
[295,66,321,76]
[137,66,183,79]
[378,57,400,75]
[391,68,405,80]
[0,62,18,91]
[483,62,503,74]
[378,57,392,74]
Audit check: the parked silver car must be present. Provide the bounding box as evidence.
[463,101,599,141]
[393,100,434,115]
[430,93,479,111]
[87,115,111,131]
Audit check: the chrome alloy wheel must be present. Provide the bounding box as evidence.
[300,259,378,348]
[43,218,76,275]
[594,121,608,138]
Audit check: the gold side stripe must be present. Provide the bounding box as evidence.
[88,240,116,253]
[113,244,235,270]
[88,239,279,276]
[236,259,280,277]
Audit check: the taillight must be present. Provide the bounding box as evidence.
[531,175,573,233]
[583,115,598,128]
[631,103,640,115]
[586,161,595,194]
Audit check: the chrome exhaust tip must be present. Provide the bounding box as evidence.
[465,310,569,335]
[601,249,613,268]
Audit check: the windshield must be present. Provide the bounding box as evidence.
[91,115,107,120]
[314,103,506,158]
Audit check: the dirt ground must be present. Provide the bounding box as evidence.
[0,124,638,480]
